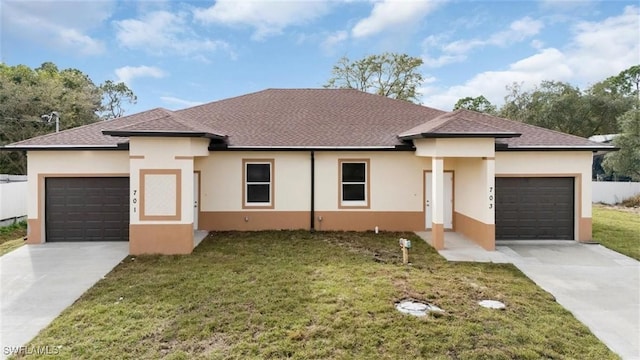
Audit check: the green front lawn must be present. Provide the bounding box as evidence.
[17,232,615,359]
[593,205,640,260]
[0,221,26,256]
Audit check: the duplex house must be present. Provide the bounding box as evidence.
[5,89,613,255]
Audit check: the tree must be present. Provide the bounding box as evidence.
[603,109,640,180]
[453,95,497,114]
[499,80,630,138]
[604,65,640,101]
[0,62,137,174]
[99,80,137,119]
[324,53,424,103]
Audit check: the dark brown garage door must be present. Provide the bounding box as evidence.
[46,177,129,242]
[495,177,574,240]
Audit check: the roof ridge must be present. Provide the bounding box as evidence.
[344,89,445,113]
[455,110,513,132]
[423,111,458,133]
[176,88,446,115]
[175,89,273,113]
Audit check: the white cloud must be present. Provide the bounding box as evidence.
[422,53,466,68]
[58,29,105,55]
[321,30,348,53]
[193,0,331,40]
[423,16,544,68]
[1,0,112,55]
[489,17,544,45]
[115,66,166,85]
[566,5,640,81]
[351,0,442,38]
[160,96,204,109]
[114,11,231,57]
[421,6,640,110]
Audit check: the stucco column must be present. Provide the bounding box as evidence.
[127,137,205,255]
[483,157,496,250]
[431,157,445,250]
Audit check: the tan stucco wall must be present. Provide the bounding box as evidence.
[129,137,209,226]
[196,151,456,213]
[196,151,312,212]
[196,151,456,232]
[128,137,209,254]
[26,146,592,247]
[414,138,495,158]
[453,157,496,224]
[450,157,495,249]
[315,151,440,212]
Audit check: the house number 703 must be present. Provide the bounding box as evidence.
[488,186,494,209]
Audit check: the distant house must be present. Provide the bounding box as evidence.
[3,89,614,255]
[588,134,628,181]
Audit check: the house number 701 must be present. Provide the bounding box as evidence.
[132,189,137,213]
[488,186,494,209]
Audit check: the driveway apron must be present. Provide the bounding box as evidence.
[498,243,640,360]
[0,242,128,358]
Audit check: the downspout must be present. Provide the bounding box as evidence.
[310,150,315,232]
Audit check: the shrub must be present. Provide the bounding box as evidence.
[620,194,640,207]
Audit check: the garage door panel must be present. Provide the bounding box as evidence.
[496,177,574,240]
[46,177,129,242]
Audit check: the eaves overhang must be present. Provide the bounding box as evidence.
[1,144,129,151]
[496,145,619,152]
[398,132,521,140]
[101,130,227,140]
[209,144,415,151]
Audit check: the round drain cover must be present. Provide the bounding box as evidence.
[396,300,444,317]
[478,300,506,309]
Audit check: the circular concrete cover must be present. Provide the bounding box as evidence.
[396,300,444,316]
[478,300,506,309]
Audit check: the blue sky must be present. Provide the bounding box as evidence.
[1,0,638,115]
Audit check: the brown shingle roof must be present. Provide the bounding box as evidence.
[176,88,445,147]
[5,88,612,150]
[399,109,520,138]
[103,108,226,138]
[7,108,173,147]
[451,110,608,148]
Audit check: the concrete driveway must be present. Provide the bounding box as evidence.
[498,242,640,360]
[418,232,640,359]
[0,242,128,358]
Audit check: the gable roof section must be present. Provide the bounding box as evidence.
[400,109,613,150]
[457,110,613,149]
[102,108,226,139]
[6,108,226,149]
[398,109,521,139]
[4,88,613,151]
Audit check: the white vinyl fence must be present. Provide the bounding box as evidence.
[592,181,640,205]
[0,175,28,226]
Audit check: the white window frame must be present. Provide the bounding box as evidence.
[244,160,273,208]
[339,160,369,208]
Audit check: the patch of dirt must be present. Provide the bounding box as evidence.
[600,204,640,214]
[160,334,230,357]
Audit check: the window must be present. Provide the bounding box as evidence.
[339,159,370,208]
[243,160,274,208]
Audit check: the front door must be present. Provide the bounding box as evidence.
[425,172,453,229]
[193,172,199,230]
